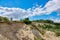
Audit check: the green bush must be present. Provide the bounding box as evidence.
[0,16,9,22]
[54,29,60,36]
[3,17,9,22]
[32,20,54,23]
[23,18,31,24]
[44,20,54,23]
[0,16,2,21]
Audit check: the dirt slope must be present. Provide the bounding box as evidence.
[0,22,34,40]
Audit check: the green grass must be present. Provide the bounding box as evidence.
[34,36,44,40]
[31,23,60,36]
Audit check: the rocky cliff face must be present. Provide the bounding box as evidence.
[30,22,60,40]
[16,25,34,40]
[0,34,9,40]
[0,22,34,40]
[0,22,60,40]
[44,31,60,40]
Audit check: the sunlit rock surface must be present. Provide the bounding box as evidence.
[0,22,34,40]
[44,31,60,40]
[16,25,34,40]
[0,34,9,40]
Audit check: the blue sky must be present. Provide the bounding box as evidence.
[0,0,60,22]
[0,0,49,9]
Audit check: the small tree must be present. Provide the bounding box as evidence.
[10,18,13,21]
[23,18,31,24]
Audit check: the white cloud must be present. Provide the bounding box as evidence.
[0,7,27,19]
[28,0,60,16]
[49,17,60,23]
[51,18,60,23]
[0,0,60,22]
[44,0,60,14]
[56,9,60,16]
[55,19,60,23]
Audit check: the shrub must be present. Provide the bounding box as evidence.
[23,18,31,24]
[44,20,54,23]
[0,16,2,21]
[3,17,9,22]
[55,29,60,36]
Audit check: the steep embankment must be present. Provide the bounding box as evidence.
[0,22,60,40]
[0,22,23,40]
[0,22,34,40]
[29,22,60,40]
